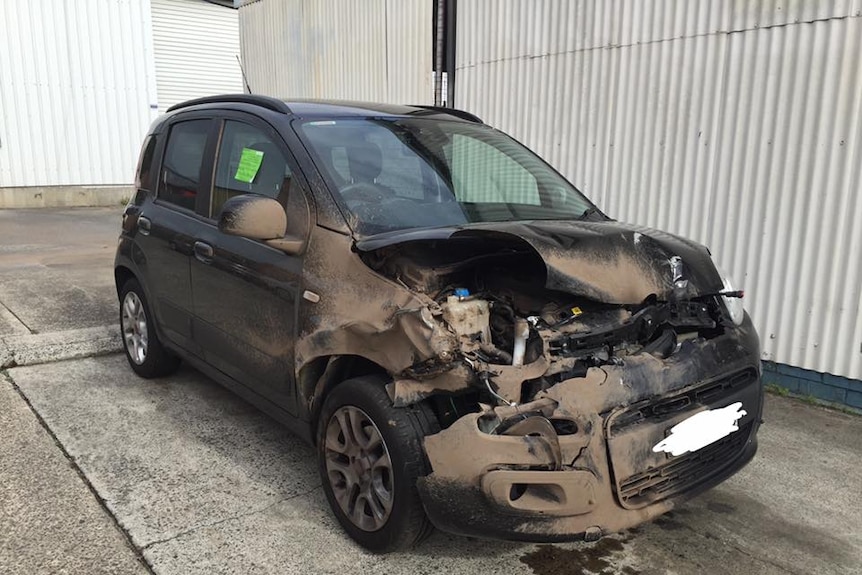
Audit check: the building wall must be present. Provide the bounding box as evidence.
[151,0,244,113]
[238,0,433,104]
[456,0,862,381]
[0,0,159,188]
[0,0,244,197]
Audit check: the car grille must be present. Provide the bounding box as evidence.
[609,368,759,434]
[617,421,753,508]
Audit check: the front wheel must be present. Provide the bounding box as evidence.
[317,376,438,552]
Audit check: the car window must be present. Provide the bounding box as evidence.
[211,120,291,218]
[135,135,157,191]
[298,119,594,236]
[159,120,210,211]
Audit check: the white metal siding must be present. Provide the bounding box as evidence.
[457,0,862,380]
[151,0,244,113]
[0,0,158,187]
[239,0,432,103]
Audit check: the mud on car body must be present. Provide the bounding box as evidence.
[115,95,763,552]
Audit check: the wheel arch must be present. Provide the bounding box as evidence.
[114,265,137,299]
[299,354,390,442]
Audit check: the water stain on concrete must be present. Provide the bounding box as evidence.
[519,538,641,575]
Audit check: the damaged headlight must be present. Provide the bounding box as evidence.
[717,267,745,326]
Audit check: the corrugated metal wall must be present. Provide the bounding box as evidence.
[456,0,862,380]
[0,0,158,187]
[151,0,244,113]
[238,0,433,103]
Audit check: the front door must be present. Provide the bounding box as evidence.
[190,116,307,414]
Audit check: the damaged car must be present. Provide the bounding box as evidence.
[115,95,763,552]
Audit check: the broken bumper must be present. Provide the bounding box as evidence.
[417,317,763,541]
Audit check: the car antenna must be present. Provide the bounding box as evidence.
[236,55,253,94]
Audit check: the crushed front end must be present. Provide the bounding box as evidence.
[416,305,762,541]
[357,221,764,541]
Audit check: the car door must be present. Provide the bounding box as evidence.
[135,115,217,352]
[189,114,308,415]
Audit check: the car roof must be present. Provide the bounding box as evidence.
[165,94,483,124]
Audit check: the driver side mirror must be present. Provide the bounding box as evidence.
[218,194,304,255]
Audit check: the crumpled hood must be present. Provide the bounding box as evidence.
[355,220,724,304]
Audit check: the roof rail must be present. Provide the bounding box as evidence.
[410,105,483,123]
[167,94,292,114]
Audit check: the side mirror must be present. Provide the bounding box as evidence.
[219,194,286,240]
[217,194,306,255]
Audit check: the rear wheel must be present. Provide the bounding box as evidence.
[119,278,180,378]
[317,376,438,552]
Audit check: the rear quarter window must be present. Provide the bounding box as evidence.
[135,135,158,191]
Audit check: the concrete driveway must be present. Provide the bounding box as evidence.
[0,208,121,368]
[4,356,861,575]
[1,208,860,575]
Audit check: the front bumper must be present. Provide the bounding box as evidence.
[417,317,763,541]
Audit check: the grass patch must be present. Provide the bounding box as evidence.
[764,383,789,397]
[765,383,861,416]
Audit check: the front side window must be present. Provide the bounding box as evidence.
[211,121,291,218]
[297,118,594,236]
[159,120,210,210]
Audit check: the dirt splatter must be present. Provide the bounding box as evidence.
[221,194,286,239]
[706,501,735,514]
[519,538,640,575]
[653,515,686,531]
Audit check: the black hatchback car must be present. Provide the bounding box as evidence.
[116,95,763,552]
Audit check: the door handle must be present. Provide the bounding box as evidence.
[138,216,151,236]
[194,241,214,264]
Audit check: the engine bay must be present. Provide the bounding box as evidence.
[357,232,736,429]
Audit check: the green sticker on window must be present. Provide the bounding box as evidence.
[234,148,265,183]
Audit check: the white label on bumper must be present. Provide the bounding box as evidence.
[652,402,747,457]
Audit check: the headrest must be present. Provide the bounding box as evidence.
[346,143,383,183]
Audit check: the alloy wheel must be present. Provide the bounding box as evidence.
[121,291,148,365]
[323,406,394,531]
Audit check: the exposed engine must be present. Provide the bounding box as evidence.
[358,234,737,429]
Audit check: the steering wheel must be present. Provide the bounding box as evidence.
[339,182,395,205]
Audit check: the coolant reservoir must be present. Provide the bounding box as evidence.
[442,295,490,342]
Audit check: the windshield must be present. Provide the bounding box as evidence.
[296,118,597,236]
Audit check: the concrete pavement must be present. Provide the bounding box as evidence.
[0,371,148,574]
[1,207,861,574]
[4,354,861,575]
[0,208,122,368]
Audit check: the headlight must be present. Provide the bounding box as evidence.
[717,266,745,326]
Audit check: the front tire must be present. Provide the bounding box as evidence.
[317,376,438,552]
[119,278,180,378]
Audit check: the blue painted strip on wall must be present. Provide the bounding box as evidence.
[762,361,862,410]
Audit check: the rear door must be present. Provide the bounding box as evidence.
[189,113,310,415]
[135,115,217,352]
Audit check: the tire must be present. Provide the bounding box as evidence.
[317,376,439,552]
[119,278,180,378]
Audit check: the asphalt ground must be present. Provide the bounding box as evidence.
[1,207,860,575]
